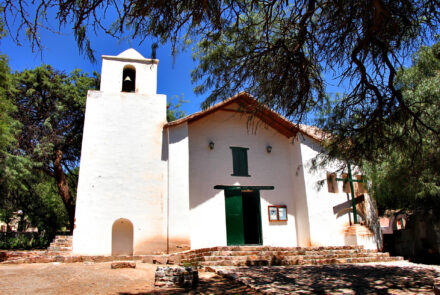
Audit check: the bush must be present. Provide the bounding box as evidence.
[0,232,53,250]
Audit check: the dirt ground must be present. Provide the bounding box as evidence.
[2,260,439,294]
[0,262,260,295]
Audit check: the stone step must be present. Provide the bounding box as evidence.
[1,245,401,266]
[181,249,385,263]
[48,246,72,251]
[47,235,73,254]
[281,255,399,265]
[184,246,364,254]
[180,246,367,255]
[195,252,391,263]
[188,248,375,257]
[199,256,404,267]
[304,249,377,255]
[51,239,71,243]
[183,252,392,264]
[54,235,73,240]
[50,242,72,247]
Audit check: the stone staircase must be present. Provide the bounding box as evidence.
[1,243,404,266]
[176,245,404,267]
[47,235,73,254]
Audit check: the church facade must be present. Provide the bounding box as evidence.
[72,49,380,256]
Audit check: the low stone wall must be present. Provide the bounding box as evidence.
[155,266,198,288]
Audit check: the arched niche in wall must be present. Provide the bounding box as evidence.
[122,65,136,92]
[112,218,134,255]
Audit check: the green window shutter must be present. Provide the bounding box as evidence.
[230,147,249,176]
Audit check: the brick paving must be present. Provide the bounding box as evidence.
[209,261,440,294]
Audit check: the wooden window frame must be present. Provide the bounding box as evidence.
[230,146,250,177]
[268,205,287,222]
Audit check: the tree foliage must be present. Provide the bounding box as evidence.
[0,55,15,157]
[167,95,186,122]
[0,17,16,157]
[0,14,93,235]
[362,42,440,213]
[7,65,99,232]
[2,0,440,163]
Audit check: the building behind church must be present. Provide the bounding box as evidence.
[72,49,380,256]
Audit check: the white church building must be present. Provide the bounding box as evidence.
[72,49,380,256]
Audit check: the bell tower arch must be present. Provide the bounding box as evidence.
[122,65,136,92]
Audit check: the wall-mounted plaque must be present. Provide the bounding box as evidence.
[269,207,278,221]
[278,207,287,221]
[268,205,288,222]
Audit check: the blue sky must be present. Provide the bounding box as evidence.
[0,20,204,116]
[0,7,350,120]
[1,30,345,120]
[1,5,428,124]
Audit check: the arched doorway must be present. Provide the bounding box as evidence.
[112,218,134,255]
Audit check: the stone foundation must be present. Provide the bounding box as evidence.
[110,261,136,269]
[343,224,377,250]
[154,266,198,288]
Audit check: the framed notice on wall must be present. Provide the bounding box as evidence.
[269,207,278,221]
[268,205,287,222]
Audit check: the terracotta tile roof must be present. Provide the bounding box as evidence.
[164,92,326,141]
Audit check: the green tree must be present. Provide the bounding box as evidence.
[167,96,186,122]
[0,16,23,230]
[3,0,440,163]
[362,43,440,213]
[0,16,66,236]
[8,65,99,232]
[0,55,15,155]
[0,16,16,156]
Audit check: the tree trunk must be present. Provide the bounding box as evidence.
[53,150,75,233]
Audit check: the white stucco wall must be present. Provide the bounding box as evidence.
[73,49,167,255]
[298,134,379,249]
[299,135,349,246]
[167,123,191,252]
[188,107,298,249]
[289,136,312,246]
[73,90,167,255]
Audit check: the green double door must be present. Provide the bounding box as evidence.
[224,189,262,245]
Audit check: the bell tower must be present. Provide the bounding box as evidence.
[73,49,167,255]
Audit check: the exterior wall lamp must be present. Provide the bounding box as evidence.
[209,141,215,150]
[266,145,272,153]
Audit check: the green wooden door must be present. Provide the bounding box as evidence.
[224,189,245,245]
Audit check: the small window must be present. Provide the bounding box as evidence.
[230,147,250,177]
[341,173,351,193]
[122,65,136,92]
[327,172,339,193]
[268,205,287,222]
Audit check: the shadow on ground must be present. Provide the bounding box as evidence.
[226,264,437,294]
[119,272,261,295]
